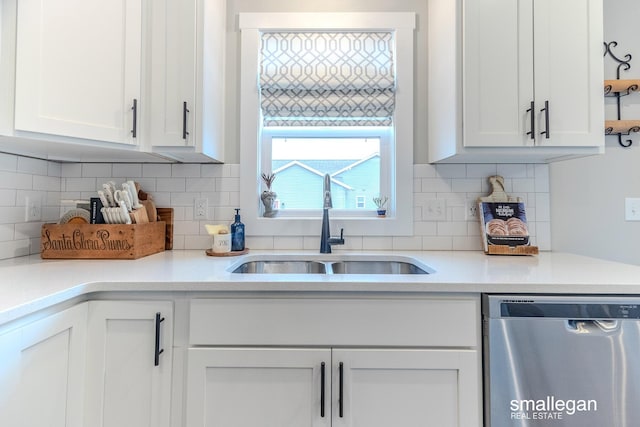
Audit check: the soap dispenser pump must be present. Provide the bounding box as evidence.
[231,208,245,251]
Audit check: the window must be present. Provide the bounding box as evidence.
[239,13,415,236]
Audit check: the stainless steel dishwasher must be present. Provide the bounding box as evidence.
[483,294,640,427]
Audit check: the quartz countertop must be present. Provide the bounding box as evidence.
[2,250,640,326]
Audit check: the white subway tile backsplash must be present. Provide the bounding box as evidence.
[413,163,437,178]
[0,189,16,206]
[61,163,82,177]
[82,163,112,177]
[112,164,142,178]
[64,177,97,192]
[0,156,553,260]
[511,178,536,193]
[171,164,201,178]
[0,153,18,171]
[422,236,453,250]
[0,171,32,190]
[466,163,497,178]
[143,164,172,178]
[17,157,48,175]
[362,236,394,250]
[436,164,466,178]
[451,179,482,193]
[48,162,62,178]
[497,164,528,178]
[273,236,305,250]
[157,178,186,192]
[0,225,14,241]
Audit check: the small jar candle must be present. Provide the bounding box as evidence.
[212,230,231,253]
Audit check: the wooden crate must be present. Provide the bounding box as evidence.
[41,222,166,259]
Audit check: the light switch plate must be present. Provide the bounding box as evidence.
[194,198,208,220]
[625,198,640,221]
[423,198,447,221]
[25,196,42,222]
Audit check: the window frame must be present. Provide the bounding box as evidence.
[239,12,415,237]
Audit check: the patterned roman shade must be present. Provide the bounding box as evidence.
[259,32,395,127]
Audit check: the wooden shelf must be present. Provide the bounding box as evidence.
[605,120,640,135]
[604,79,640,96]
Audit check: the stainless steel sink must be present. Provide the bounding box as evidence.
[230,256,433,275]
[231,260,327,274]
[330,260,428,275]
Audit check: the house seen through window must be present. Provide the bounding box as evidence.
[269,137,381,210]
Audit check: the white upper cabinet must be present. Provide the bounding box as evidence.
[428,0,604,163]
[14,0,142,145]
[149,0,226,162]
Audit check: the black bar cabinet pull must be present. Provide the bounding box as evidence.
[526,101,535,140]
[540,100,550,139]
[154,312,165,366]
[339,362,344,418]
[320,362,326,417]
[182,101,190,140]
[131,99,138,138]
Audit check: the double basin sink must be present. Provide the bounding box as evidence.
[230,255,433,275]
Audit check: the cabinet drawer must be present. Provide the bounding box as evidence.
[189,296,479,347]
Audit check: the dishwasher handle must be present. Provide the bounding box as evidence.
[566,319,620,334]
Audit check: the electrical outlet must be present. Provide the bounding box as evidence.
[194,198,208,220]
[25,196,42,222]
[466,199,479,220]
[423,198,447,221]
[625,198,640,221]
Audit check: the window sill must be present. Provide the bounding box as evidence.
[243,214,413,237]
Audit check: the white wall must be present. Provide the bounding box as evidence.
[550,0,640,265]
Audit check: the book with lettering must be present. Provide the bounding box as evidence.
[479,201,530,252]
[90,197,105,224]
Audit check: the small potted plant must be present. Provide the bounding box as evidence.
[260,172,278,217]
[373,196,388,217]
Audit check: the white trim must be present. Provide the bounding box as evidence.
[239,12,416,30]
[239,12,414,237]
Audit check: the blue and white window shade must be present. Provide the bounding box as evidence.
[259,32,396,127]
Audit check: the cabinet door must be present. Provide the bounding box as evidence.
[332,349,481,427]
[533,0,603,147]
[84,301,173,427]
[186,348,331,427]
[0,328,20,426]
[463,0,535,148]
[14,0,141,144]
[18,303,88,427]
[149,0,196,147]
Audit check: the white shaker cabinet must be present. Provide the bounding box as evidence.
[333,349,478,427]
[186,347,477,427]
[428,0,604,163]
[0,303,88,427]
[186,348,331,427]
[14,0,142,145]
[149,0,226,162]
[84,301,173,427]
[186,296,482,427]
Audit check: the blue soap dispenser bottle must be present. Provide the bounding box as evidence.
[231,208,245,251]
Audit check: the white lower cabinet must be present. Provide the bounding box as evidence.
[185,296,482,427]
[0,303,88,427]
[186,348,331,427]
[84,301,173,427]
[186,347,478,427]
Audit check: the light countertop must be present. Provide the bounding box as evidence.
[2,249,640,326]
